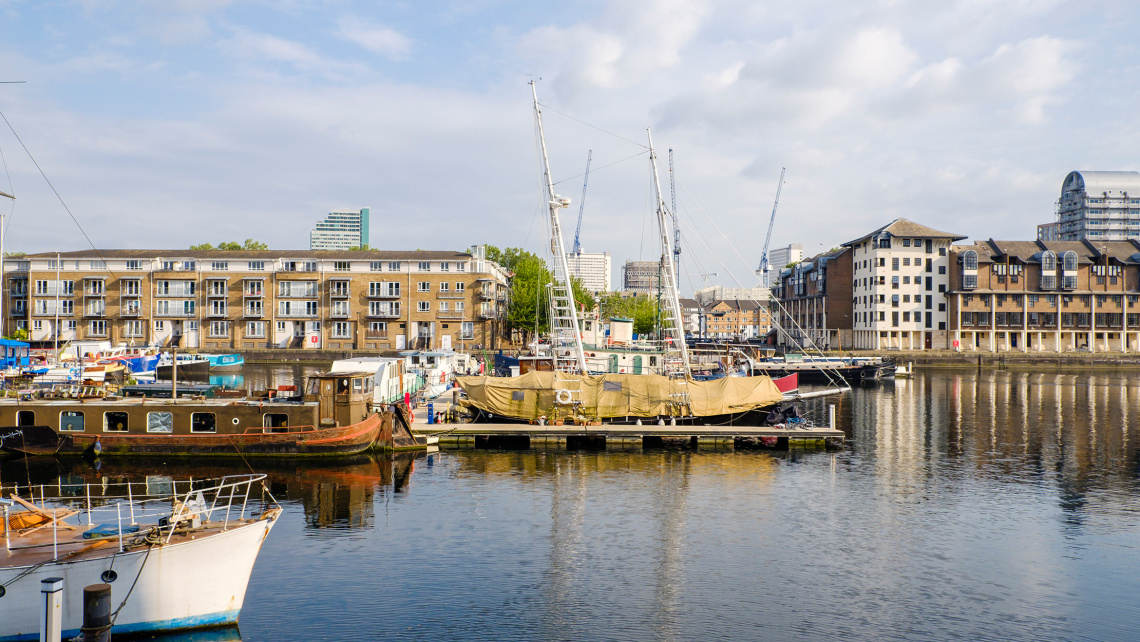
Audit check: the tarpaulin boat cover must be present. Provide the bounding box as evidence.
[456,371,784,421]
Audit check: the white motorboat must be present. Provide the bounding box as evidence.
[0,474,280,640]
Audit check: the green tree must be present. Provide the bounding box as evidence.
[217,241,242,250]
[190,242,215,250]
[190,239,268,251]
[347,244,371,251]
[243,239,268,250]
[7,328,27,341]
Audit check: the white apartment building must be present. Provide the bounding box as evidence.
[566,251,611,292]
[844,219,965,350]
[768,244,803,272]
[310,208,370,250]
[1050,171,1140,241]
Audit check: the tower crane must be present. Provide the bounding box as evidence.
[669,149,680,269]
[571,150,591,255]
[758,167,786,287]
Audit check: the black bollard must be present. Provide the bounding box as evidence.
[81,583,112,642]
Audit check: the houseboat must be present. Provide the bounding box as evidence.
[0,371,419,457]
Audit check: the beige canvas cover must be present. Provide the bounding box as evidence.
[456,371,784,421]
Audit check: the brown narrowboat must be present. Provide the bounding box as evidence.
[0,371,422,457]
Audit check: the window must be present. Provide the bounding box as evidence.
[1062,251,1078,272]
[183,261,196,271]
[369,321,387,333]
[147,412,173,434]
[370,261,383,271]
[902,258,910,266]
[440,301,449,311]
[914,311,921,323]
[303,261,317,272]
[209,281,227,296]
[902,239,911,247]
[155,320,165,332]
[891,276,899,289]
[89,320,106,336]
[456,282,465,292]
[276,321,286,333]
[461,321,474,338]
[305,301,318,316]
[441,262,450,272]
[245,281,263,296]
[249,261,266,271]
[369,281,400,297]
[162,261,175,270]
[60,411,84,432]
[124,280,141,296]
[209,321,229,337]
[891,294,900,307]
[418,261,431,271]
[892,312,899,327]
[892,258,900,270]
[104,411,129,433]
[247,321,265,338]
[126,260,142,270]
[246,300,263,316]
[125,320,143,337]
[369,301,400,317]
[902,312,910,322]
[87,280,104,295]
[456,301,465,312]
[211,261,228,271]
[332,321,351,338]
[457,262,466,272]
[417,301,430,312]
[938,266,946,274]
[963,250,978,271]
[389,262,401,271]
[191,413,216,433]
[334,261,350,272]
[903,276,910,284]
[35,280,47,295]
[418,281,430,292]
[440,282,450,292]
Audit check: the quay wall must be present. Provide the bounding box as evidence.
[835,349,1140,369]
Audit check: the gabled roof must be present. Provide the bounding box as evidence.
[1036,241,1095,264]
[843,218,966,246]
[985,240,1041,262]
[1082,240,1140,263]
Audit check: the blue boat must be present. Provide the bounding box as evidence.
[202,353,244,371]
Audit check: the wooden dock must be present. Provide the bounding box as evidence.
[410,419,844,451]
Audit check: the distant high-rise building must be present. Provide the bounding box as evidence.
[1048,171,1140,241]
[768,244,804,273]
[566,251,611,293]
[622,260,661,294]
[310,208,370,250]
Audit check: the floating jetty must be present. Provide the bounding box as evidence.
[413,417,844,451]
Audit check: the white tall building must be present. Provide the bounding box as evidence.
[1050,171,1140,241]
[310,208,370,250]
[844,219,965,350]
[765,243,803,285]
[566,251,611,292]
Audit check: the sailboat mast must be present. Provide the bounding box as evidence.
[530,81,588,374]
[647,129,690,374]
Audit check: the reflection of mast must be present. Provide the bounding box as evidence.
[542,454,589,634]
[648,452,690,641]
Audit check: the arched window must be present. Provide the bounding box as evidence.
[963,250,978,271]
[1063,251,1078,271]
[1041,250,1056,272]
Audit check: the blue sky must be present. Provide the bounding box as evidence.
[1,0,1139,293]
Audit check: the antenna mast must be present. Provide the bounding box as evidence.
[530,81,588,374]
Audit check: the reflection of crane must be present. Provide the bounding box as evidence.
[758,167,786,286]
[571,150,592,255]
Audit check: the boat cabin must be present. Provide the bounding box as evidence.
[305,371,375,427]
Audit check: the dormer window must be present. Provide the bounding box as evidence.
[1062,251,1078,290]
[962,250,978,289]
[1040,251,1056,290]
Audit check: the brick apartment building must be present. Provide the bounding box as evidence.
[4,247,510,352]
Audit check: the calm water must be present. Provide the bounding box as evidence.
[4,367,1139,641]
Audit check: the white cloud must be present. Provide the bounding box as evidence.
[336,17,412,61]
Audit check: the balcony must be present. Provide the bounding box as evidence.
[207,309,229,319]
[83,306,106,318]
[367,291,400,299]
[328,310,351,319]
[154,288,196,298]
[478,311,497,320]
[365,331,388,340]
[276,309,319,319]
[243,308,265,319]
[120,306,142,318]
[206,291,228,298]
[478,291,493,301]
[330,288,351,299]
[9,307,26,317]
[438,312,464,319]
[277,291,319,299]
[84,289,105,298]
[154,309,196,318]
[367,310,401,319]
[243,291,264,298]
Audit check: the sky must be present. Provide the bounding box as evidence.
[1,0,1139,295]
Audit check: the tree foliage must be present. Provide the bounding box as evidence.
[596,292,661,335]
[482,244,598,344]
[190,239,268,251]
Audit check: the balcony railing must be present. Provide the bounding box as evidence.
[276,309,319,318]
[330,288,351,298]
[367,311,401,319]
[207,309,229,318]
[365,331,388,340]
[367,291,400,299]
[121,307,142,318]
[154,309,196,318]
[244,308,265,318]
[328,310,351,319]
[83,307,106,318]
[438,312,464,319]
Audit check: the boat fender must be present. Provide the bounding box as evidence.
[555,389,573,404]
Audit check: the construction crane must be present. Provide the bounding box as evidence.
[698,272,717,287]
[669,149,681,269]
[758,167,786,287]
[571,150,592,255]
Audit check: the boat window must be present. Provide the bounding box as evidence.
[263,413,289,429]
[60,411,84,432]
[147,412,173,433]
[104,411,129,433]
[337,378,351,394]
[363,378,374,393]
[17,410,35,427]
[306,379,320,396]
[191,412,217,433]
[353,378,363,392]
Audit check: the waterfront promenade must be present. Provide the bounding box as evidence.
[833,348,1140,368]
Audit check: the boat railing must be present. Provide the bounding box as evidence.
[242,424,318,435]
[1,474,275,559]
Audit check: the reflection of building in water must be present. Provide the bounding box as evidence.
[850,372,1140,525]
